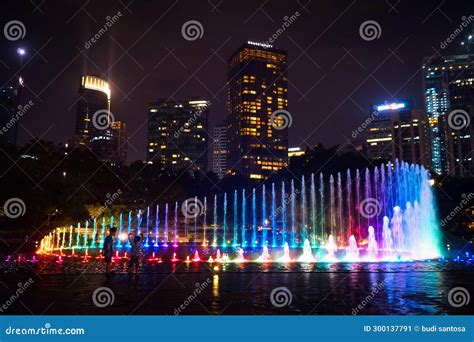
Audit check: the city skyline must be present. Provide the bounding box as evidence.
[1,0,472,164]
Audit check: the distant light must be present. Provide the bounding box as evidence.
[17,48,25,56]
[428,179,435,186]
[469,35,472,40]
[119,233,128,241]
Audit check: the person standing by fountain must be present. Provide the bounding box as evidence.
[128,233,144,275]
[103,227,117,277]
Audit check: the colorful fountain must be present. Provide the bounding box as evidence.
[37,161,442,263]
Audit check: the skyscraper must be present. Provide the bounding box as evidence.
[365,99,430,168]
[422,53,474,174]
[226,41,289,179]
[147,99,210,171]
[111,121,128,165]
[212,123,228,179]
[75,75,115,162]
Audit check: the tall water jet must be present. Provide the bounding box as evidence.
[241,189,246,247]
[252,188,256,247]
[367,226,378,260]
[281,181,287,247]
[319,173,325,243]
[222,193,228,247]
[235,247,246,262]
[145,206,150,247]
[154,205,159,247]
[382,216,393,259]
[257,245,271,262]
[301,175,307,244]
[164,203,169,246]
[325,234,337,261]
[310,173,316,246]
[271,183,277,247]
[298,239,316,262]
[262,185,267,246]
[233,190,238,246]
[203,196,207,246]
[337,172,344,245]
[290,179,296,247]
[345,235,359,261]
[280,242,291,262]
[173,202,178,247]
[213,194,218,247]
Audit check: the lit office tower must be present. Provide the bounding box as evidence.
[0,86,18,146]
[365,100,430,168]
[111,121,128,165]
[422,53,474,174]
[75,75,115,162]
[75,75,111,143]
[226,41,289,179]
[147,99,210,171]
[212,123,228,179]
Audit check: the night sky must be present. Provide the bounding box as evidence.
[1,0,472,163]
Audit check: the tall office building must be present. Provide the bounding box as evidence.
[446,105,473,176]
[212,123,228,179]
[365,99,430,168]
[0,86,19,146]
[422,53,474,174]
[147,99,210,171]
[75,75,115,162]
[111,121,128,165]
[226,41,289,179]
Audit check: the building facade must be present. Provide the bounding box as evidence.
[75,75,115,162]
[226,41,289,179]
[366,100,430,168]
[147,99,210,171]
[422,54,474,175]
[111,121,128,165]
[212,123,228,179]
